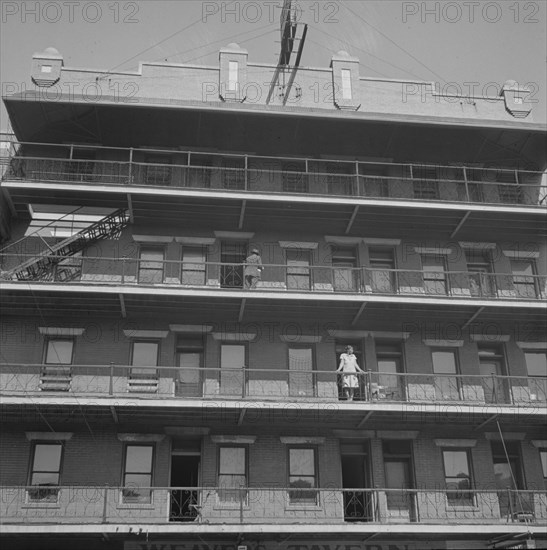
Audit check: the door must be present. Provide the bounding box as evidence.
[341,450,372,521]
[376,342,404,400]
[288,346,314,397]
[286,249,311,290]
[220,242,245,289]
[332,247,358,292]
[383,440,415,522]
[369,249,396,294]
[175,337,203,397]
[220,344,246,396]
[421,255,447,295]
[478,346,506,403]
[170,449,200,522]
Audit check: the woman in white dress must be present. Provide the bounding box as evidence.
[336,345,364,401]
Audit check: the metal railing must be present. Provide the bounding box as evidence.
[3,142,546,207]
[1,486,545,525]
[1,255,545,300]
[1,364,545,405]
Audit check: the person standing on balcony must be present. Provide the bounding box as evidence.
[244,248,263,289]
[337,345,364,401]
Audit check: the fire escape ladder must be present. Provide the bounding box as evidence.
[8,209,130,281]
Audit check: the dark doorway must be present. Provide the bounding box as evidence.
[341,444,372,521]
[170,454,200,522]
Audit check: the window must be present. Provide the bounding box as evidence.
[288,447,318,504]
[421,255,447,295]
[28,443,63,502]
[510,259,538,299]
[442,449,473,505]
[122,444,154,503]
[286,249,311,290]
[539,450,547,490]
[42,338,74,391]
[412,165,439,199]
[129,341,159,392]
[332,246,358,291]
[181,247,207,285]
[432,349,460,400]
[222,157,245,189]
[228,61,239,92]
[138,247,165,284]
[341,69,352,100]
[465,250,494,297]
[218,446,247,503]
[524,351,547,402]
[326,162,354,196]
[188,154,212,188]
[282,162,308,193]
[288,346,314,397]
[145,154,172,186]
[369,248,396,293]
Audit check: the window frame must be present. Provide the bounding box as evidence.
[138,245,166,284]
[180,246,207,286]
[27,441,64,503]
[287,446,319,506]
[421,254,448,295]
[43,338,75,365]
[523,350,547,402]
[510,259,538,299]
[217,445,248,505]
[286,248,312,290]
[431,348,461,401]
[121,443,155,504]
[441,448,475,507]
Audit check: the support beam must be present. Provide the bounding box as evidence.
[238,299,246,322]
[110,406,119,424]
[237,408,246,426]
[351,302,367,326]
[238,200,246,229]
[474,414,499,431]
[119,294,127,318]
[282,24,308,106]
[461,306,484,329]
[345,205,360,234]
[450,211,471,238]
[126,193,134,224]
[357,410,374,428]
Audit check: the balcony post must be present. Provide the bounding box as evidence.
[366,370,372,401]
[102,485,108,523]
[463,166,470,202]
[354,161,360,196]
[244,155,248,190]
[128,148,134,184]
[491,373,497,403]
[109,362,114,395]
[507,487,514,520]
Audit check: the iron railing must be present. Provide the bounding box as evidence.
[1,364,545,405]
[3,142,546,206]
[1,255,545,300]
[1,486,545,525]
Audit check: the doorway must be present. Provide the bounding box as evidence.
[170,449,201,522]
[341,443,372,521]
[383,440,416,522]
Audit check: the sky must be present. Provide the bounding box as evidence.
[1,0,546,131]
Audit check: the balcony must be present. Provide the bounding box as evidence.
[3,143,546,208]
[2,256,545,302]
[1,364,545,406]
[1,486,545,526]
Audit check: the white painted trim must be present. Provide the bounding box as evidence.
[459,241,497,250]
[175,237,216,246]
[279,241,318,249]
[471,334,510,342]
[362,238,401,246]
[503,250,540,259]
[531,440,547,448]
[132,235,173,243]
[327,330,368,339]
[164,427,210,436]
[26,432,73,441]
[123,330,169,339]
[280,437,325,445]
[516,342,547,349]
[324,236,362,245]
[484,432,525,441]
[38,327,85,336]
[414,247,453,255]
[434,439,477,447]
[423,339,463,347]
[214,231,254,240]
[369,331,411,340]
[211,435,256,444]
[169,324,213,333]
[279,335,323,343]
[117,434,166,442]
[212,332,257,341]
[332,430,375,439]
[377,431,419,440]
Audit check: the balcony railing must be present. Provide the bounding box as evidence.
[3,143,546,207]
[1,486,545,525]
[1,364,545,405]
[2,255,545,301]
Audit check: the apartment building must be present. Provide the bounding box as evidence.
[0,32,546,550]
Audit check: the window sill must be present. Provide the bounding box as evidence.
[117,503,155,510]
[22,503,61,509]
